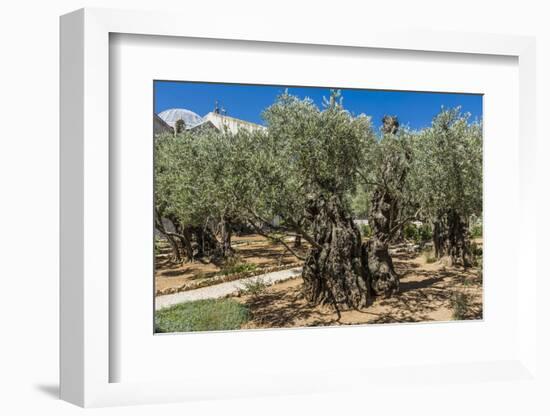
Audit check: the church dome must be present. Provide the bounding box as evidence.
[158,108,203,128]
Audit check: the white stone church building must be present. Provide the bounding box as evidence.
[154,107,265,136]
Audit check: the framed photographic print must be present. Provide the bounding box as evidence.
[60,8,538,408]
[152,81,484,332]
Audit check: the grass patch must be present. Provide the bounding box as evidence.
[155,299,250,333]
[450,292,469,320]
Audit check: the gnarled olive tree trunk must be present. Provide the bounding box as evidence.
[301,195,370,310]
[218,215,234,258]
[154,210,183,263]
[367,189,399,297]
[389,199,403,244]
[186,225,221,260]
[155,212,228,262]
[433,209,471,267]
[166,215,195,261]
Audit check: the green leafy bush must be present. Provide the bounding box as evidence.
[155,299,249,333]
[404,223,419,241]
[221,257,258,276]
[360,223,372,238]
[418,224,432,243]
[404,223,432,243]
[471,223,483,238]
[422,247,437,263]
[240,277,268,297]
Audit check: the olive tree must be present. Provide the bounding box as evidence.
[256,91,376,310]
[411,108,482,266]
[356,116,414,296]
[154,128,250,261]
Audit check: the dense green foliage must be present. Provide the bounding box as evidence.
[154,91,482,275]
[155,299,250,332]
[471,221,483,238]
[235,90,375,237]
[411,108,482,222]
[220,259,258,275]
[403,222,432,243]
[155,129,254,229]
[358,122,414,208]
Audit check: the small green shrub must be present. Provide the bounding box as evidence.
[403,223,419,241]
[220,257,258,276]
[423,248,437,263]
[418,224,432,243]
[155,299,249,333]
[471,223,483,238]
[404,223,432,243]
[360,223,372,238]
[450,292,469,320]
[240,277,268,297]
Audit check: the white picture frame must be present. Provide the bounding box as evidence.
[60,8,538,408]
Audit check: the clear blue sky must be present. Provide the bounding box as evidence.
[154,81,482,131]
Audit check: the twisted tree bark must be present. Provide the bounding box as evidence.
[301,195,370,310]
[154,209,183,263]
[433,209,472,267]
[367,189,399,297]
[219,215,234,258]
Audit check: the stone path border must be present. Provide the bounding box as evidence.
[155,266,303,311]
[155,262,302,296]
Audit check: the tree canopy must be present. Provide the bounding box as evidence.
[154,92,482,305]
[410,108,482,222]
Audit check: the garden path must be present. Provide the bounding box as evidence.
[155,266,303,310]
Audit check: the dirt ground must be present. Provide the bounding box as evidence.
[235,248,483,328]
[155,234,306,292]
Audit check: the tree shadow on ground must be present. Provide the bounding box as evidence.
[236,246,305,261]
[243,262,483,327]
[244,289,324,328]
[391,250,419,261]
[367,265,482,324]
[232,249,483,328]
[159,267,193,277]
